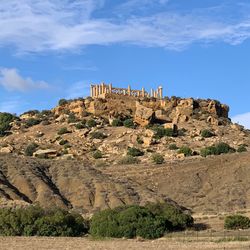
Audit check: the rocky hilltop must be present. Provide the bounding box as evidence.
[0,94,249,214]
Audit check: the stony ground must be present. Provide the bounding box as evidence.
[0,237,250,250]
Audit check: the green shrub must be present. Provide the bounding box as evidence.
[112,118,123,127]
[118,155,140,165]
[237,145,247,153]
[136,137,144,144]
[67,113,78,123]
[152,153,164,164]
[25,143,39,156]
[152,125,176,139]
[178,146,192,157]
[90,205,166,239]
[25,118,41,128]
[169,144,179,150]
[59,139,68,146]
[58,99,68,106]
[146,203,194,231]
[0,206,88,237]
[92,150,103,159]
[200,142,235,157]
[123,119,135,128]
[57,127,70,135]
[224,215,250,230]
[127,147,144,157]
[0,112,15,136]
[86,119,96,128]
[75,121,86,129]
[201,129,214,138]
[90,132,107,139]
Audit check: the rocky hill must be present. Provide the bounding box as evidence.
[0,94,249,214]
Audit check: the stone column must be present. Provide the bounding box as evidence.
[158,86,163,99]
[109,83,112,94]
[90,85,93,97]
[142,87,145,97]
[101,83,105,95]
[128,85,131,96]
[151,89,153,97]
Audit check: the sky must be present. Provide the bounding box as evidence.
[0,0,250,128]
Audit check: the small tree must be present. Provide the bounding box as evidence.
[86,119,96,128]
[0,112,15,136]
[224,215,250,230]
[127,147,144,157]
[57,127,70,135]
[123,119,135,128]
[237,145,247,153]
[201,129,214,138]
[25,118,41,128]
[112,118,123,127]
[178,146,192,157]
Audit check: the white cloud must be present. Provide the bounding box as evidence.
[0,1,250,53]
[0,68,49,92]
[232,112,250,129]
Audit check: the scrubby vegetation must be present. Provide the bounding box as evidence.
[200,142,235,157]
[25,143,39,156]
[86,119,96,128]
[57,127,71,135]
[67,113,79,123]
[237,145,247,153]
[90,203,194,239]
[0,112,15,136]
[0,206,88,236]
[127,147,144,157]
[90,131,107,139]
[178,146,193,157]
[111,118,123,127]
[92,150,103,159]
[123,119,135,128]
[118,155,140,165]
[201,129,214,138]
[58,99,68,106]
[169,144,179,150]
[224,215,250,230]
[25,118,41,128]
[151,125,177,139]
[152,153,164,164]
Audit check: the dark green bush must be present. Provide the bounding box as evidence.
[178,146,192,157]
[152,153,164,164]
[86,119,96,128]
[92,150,103,159]
[201,129,214,138]
[90,132,107,139]
[123,119,135,128]
[169,144,179,150]
[0,112,15,136]
[0,206,88,237]
[57,127,71,135]
[237,145,247,153]
[200,142,235,157]
[90,205,166,239]
[118,155,140,165]
[75,121,86,129]
[59,139,68,146]
[67,113,78,123]
[25,118,41,128]
[58,99,68,106]
[127,147,144,157]
[146,203,194,231]
[151,125,176,139]
[224,215,250,230]
[112,118,123,127]
[25,143,39,156]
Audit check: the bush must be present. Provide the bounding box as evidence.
[178,146,192,157]
[58,99,68,106]
[201,129,214,138]
[59,139,68,146]
[25,143,39,156]
[75,121,86,130]
[0,206,88,236]
[92,150,102,159]
[90,205,166,239]
[224,215,250,230]
[67,113,78,123]
[86,119,96,128]
[0,112,15,136]
[57,127,70,135]
[123,119,135,128]
[112,118,123,127]
[90,132,107,139]
[200,142,235,157]
[25,118,41,128]
[136,137,144,144]
[118,155,140,165]
[152,153,164,164]
[169,144,179,150]
[127,147,144,157]
[152,125,176,139]
[237,145,247,153]
[146,203,194,231]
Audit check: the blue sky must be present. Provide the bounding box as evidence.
[0,0,250,128]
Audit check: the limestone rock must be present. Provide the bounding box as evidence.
[0,145,14,154]
[33,149,58,158]
[134,102,155,126]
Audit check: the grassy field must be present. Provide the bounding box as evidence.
[0,237,250,250]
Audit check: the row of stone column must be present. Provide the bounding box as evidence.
[90,83,163,99]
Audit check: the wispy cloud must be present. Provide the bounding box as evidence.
[0,68,49,92]
[232,112,250,129]
[0,0,250,53]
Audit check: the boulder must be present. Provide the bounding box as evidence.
[134,102,155,126]
[155,110,171,122]
[0,145,14,154]
[33,149,58,158]
[163,123,178,134]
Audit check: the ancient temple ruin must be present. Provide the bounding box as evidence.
[90,83,163,99]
